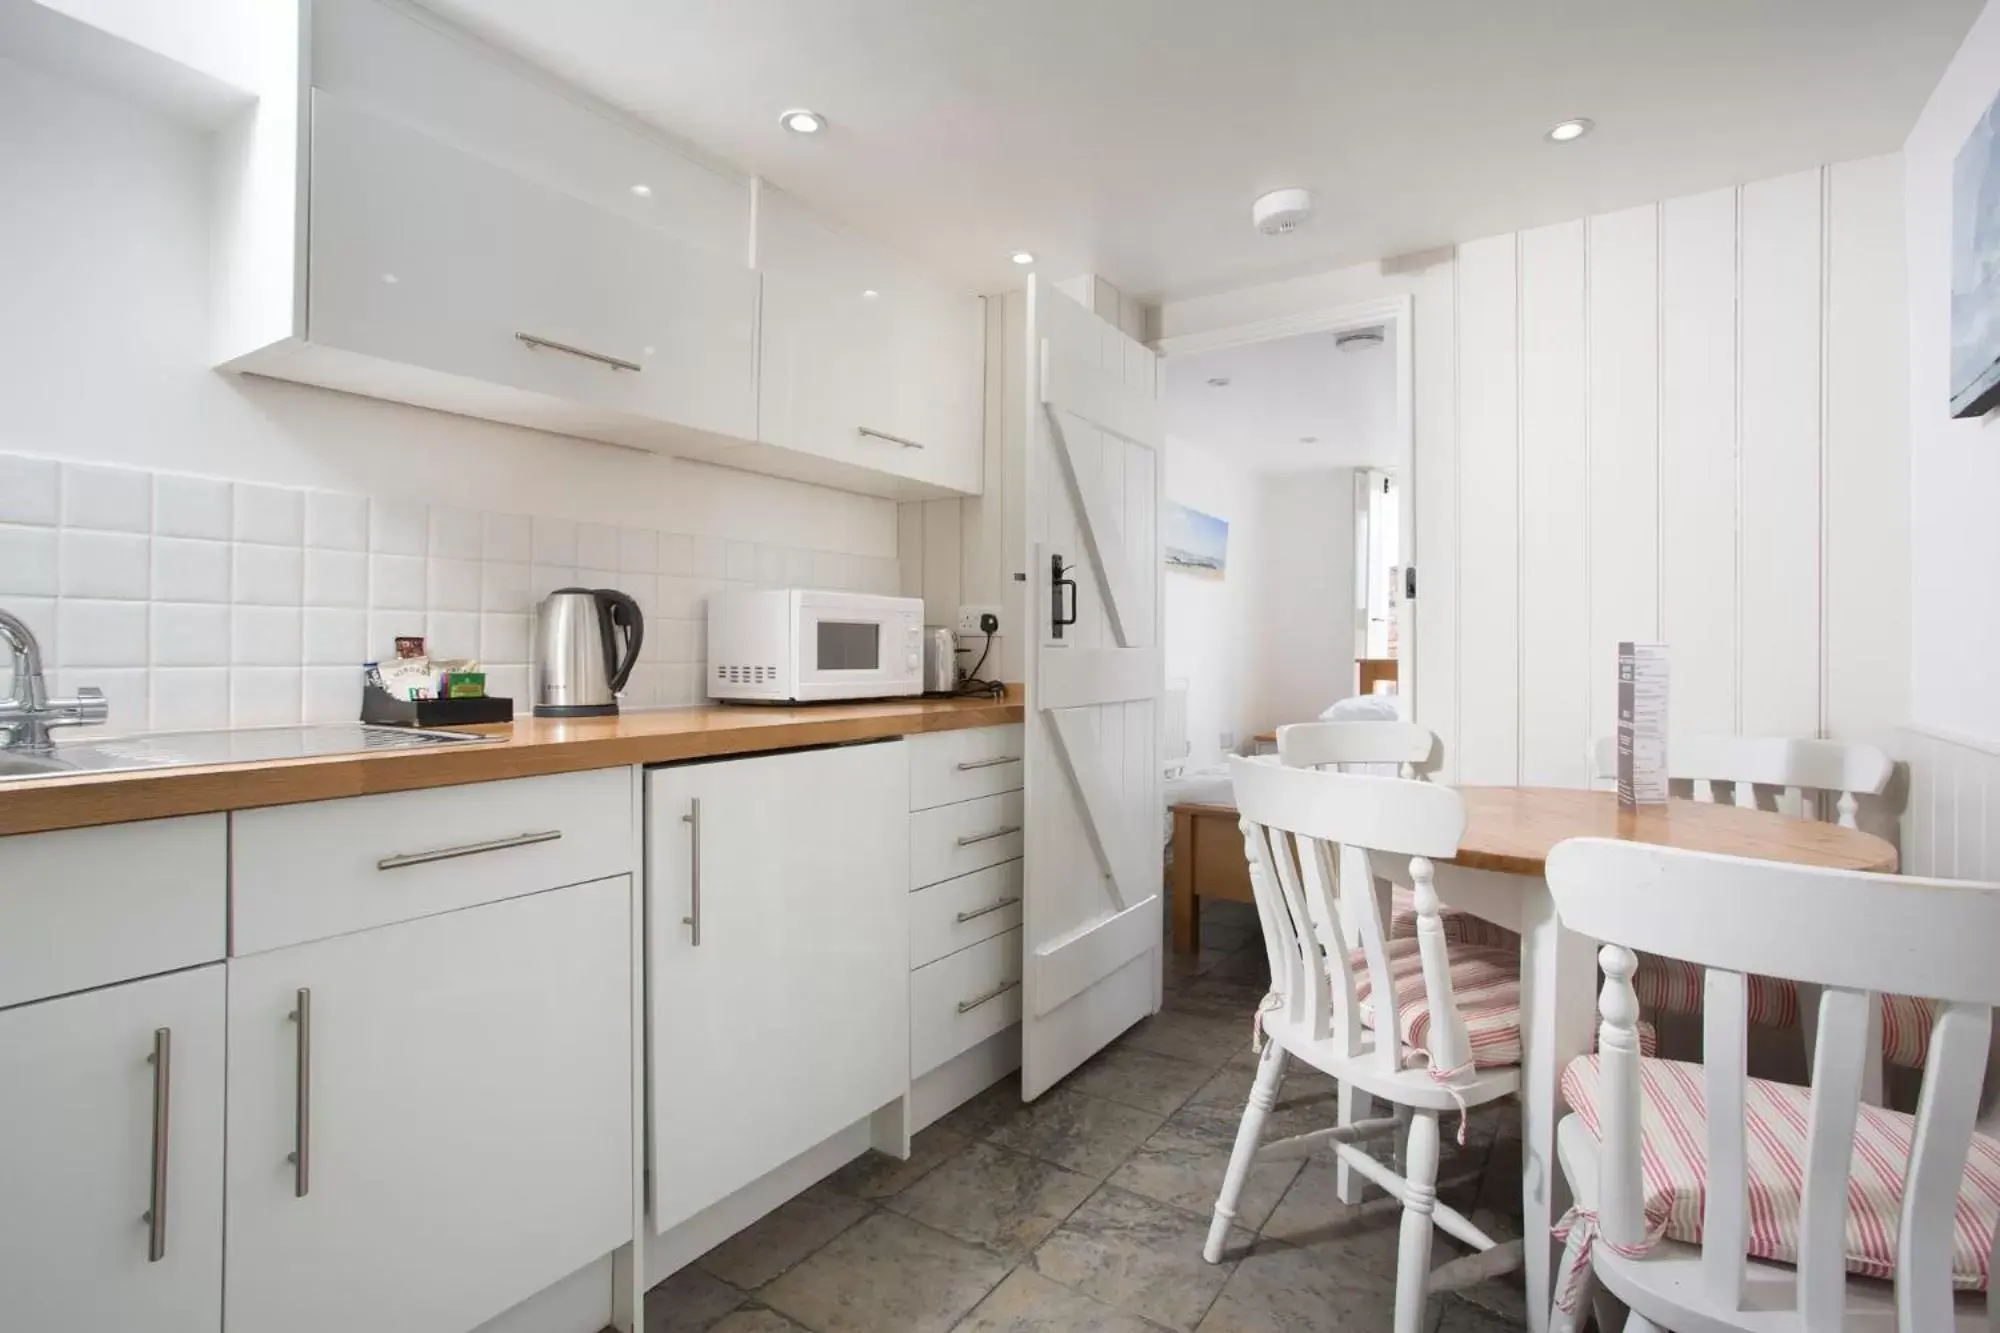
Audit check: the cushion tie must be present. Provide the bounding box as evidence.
[1549,1203,1668,1314]
[1415,1053,1476,1145]
[1251,990,1284,1052]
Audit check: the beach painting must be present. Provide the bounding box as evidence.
[1952,85,2000,419]
[1163,500,1228,579]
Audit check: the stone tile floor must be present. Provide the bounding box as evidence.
[645,903,1533,1333]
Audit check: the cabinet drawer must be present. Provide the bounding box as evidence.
[911,928,1021,1078]
[0,815,225,1009]
[910,790,1024,889]
[907,724,1024,811]
[909,861,1022,970]
[232,768,634,954]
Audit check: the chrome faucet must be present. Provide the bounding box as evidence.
[0,609,107,752]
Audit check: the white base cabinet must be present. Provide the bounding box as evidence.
[646,741,910,1233]
[225,878,634,1333]
[0,965,226,1333]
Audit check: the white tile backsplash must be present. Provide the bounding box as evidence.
[0,449,888,731]
[62,462,152,533]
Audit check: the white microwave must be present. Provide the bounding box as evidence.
[707,589,924,703]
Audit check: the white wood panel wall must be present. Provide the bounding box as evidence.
[1451,156,1906,786]
[1900,727,2000,881]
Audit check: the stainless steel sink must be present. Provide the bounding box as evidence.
[0,723,503,783]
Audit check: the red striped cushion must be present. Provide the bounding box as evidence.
[1351,937,1657,1070]
[1388,887,1519,950]
[1561,1054,2000,1290]
[1632,957,1939,1070]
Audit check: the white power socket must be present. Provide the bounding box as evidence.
[957,605,1003,636]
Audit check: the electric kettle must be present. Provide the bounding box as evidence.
[533,588,644,717]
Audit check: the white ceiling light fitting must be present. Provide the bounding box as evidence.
[629,183,653,197]
[780,108,825,134]
[1545,117,1593,143]
[1335,327,1386,352]
[1251,186,1314,236]
[1010,251,1035,266]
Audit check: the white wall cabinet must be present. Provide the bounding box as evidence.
[293,91,757,449]
[645,741,910,1233]
[756,185,985,496]
[224,877,633,1333]
[0,965,226,1333]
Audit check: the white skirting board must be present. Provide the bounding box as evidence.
[469,1253,614,1333]
[911,1024,1021,1132]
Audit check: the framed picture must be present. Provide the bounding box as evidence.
[1952,86,2000,419]
[1163,500,1228,579]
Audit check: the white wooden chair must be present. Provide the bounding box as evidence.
[1543,837,2000,1333]
[1207,755,1525,1333]
[1584,735,1924,1086]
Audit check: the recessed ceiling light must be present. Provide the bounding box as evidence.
[1299,436,1319,444]
[781,109,825,135]
[629,183,653,197]
[1545,118,1593,143]
[381,273,398,285]
[862,289,879,299]
[1010,251,1036,266]
[1206,376,1231,388]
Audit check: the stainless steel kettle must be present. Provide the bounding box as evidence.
[533,588,644,717]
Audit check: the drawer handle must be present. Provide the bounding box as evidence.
[956,896,1021,923]
[957,979,1020,1014]
[515,331,642,373]
[376,829,562,871]
[957,825,1022,847]
[143,1027,171,1262]
[955,756,1021,771]
[682,798,702,946]
[288,989,311,1199]
[858,425,926,451]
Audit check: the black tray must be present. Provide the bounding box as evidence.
[360,684,514,728]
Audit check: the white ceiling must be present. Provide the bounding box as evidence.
[1164,329,1396,474]
[413,0,1981,299]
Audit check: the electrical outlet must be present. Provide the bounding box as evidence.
[957,605,1003,636]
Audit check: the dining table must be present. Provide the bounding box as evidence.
[1382,786,1900,1333]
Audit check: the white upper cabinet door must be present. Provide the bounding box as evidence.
[308,91,757,442]
[646,741,910,1233]
[756,186,984,494]
[224,879,633,1333]
[0,965,226,1333]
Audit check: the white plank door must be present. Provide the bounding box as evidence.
[1020,277,1165,1099]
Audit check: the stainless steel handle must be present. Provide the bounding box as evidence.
[955,896,1021,923]
[955,756,1021,771]
[956,825,1022,847]
[376,829,562,871]
[858,426,926,451]
[957,979,1020,1014]
[681,799,702,946]
[144,1027,171,1262]
[515,332,642,373]
[288,989,311,1199]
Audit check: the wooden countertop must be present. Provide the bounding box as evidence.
[0,693,1023,837]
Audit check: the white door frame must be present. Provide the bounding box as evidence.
[1152,293,1417,719]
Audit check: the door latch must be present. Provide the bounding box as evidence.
[1050,554,1078,640]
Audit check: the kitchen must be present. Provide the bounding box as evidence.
[5,2,1999,1332]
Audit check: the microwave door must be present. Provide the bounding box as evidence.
[813,618,883,675]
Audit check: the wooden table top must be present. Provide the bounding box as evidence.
[1453,786,1899,877]
[0,691,1022,838]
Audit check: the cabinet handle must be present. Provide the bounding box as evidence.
[288,989,311,1199]
[955,896,1021,923]
[143,1027,171,1262]
[376,829,562,871]
[955,756,1020,771]
[858,426,926,451]
[515,332,642,373]
[682,798,702,946]
[957,979,1020,1014]
[957,825,1022,847]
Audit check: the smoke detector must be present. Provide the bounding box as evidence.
[1251,187,1313,236]
[1336,327,1386,352]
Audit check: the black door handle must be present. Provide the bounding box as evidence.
[1051,554,1078,640]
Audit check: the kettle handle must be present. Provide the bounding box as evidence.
[594,589,645,694]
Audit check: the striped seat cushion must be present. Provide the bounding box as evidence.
[1388,887,1519,950]
[1352,937,1656,1071]
[1632,955,1939,1069]
[1561,1054,2000,1289]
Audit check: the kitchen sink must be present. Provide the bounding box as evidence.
[0,722,502,783]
